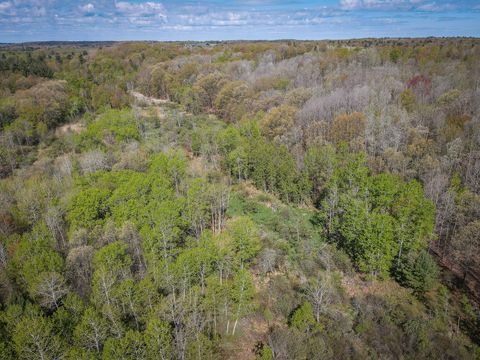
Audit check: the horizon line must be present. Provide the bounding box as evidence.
[2,36,479,46]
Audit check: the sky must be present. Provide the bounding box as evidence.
[0,0,479,42]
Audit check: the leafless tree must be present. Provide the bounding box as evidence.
[66,245,94,298]
[0,241,7,268]
[80,150,110,174]
[259,248,277,274]
[305,272,336,322]
[32,272,68,310]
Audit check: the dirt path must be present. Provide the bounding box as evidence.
[130,90,176,120]
[55,122,84,136]
[130,91,171,106]
[53,91,171,139]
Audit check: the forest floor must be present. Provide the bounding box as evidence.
[224,271,287,360]
[431,244,480,304]
[55,122,84,136]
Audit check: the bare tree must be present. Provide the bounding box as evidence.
[44,206,66,249]
[0,241,7,268]
[209,183,230,234]
[259,248,277,275]
[305,272,336,322]
[66,246,94,298]
[80,150,110,174]
[120,222,147,277]
[32,272,68,310]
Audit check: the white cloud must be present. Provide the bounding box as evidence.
[175,9,336,28]
[340,0,421,10]
[340,0,458,11]
[0,0,476,40]
[115,1,166,17]
[114,1,167,25]
[0,1,12,13]
[340,0,361,9]
[79,3,94,13]
[416,2,455,11]
[6,0,49,17]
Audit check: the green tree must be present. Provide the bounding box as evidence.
[74,307,109,356]
[185,178,210,239]
[214,80,249,123]
[13,312,62,360]
[256,345,273,360]
[76,109,140,150]
[290,302,317,333]
[400,89,416,112]
[230,269,255,335]
[393,180,434,273]
[67,187,111,234]
[226,217,261,268]
[401,250,439,295]
[103,330,147,360]
[355,210,395,277]
[91,242,132,336]
[10,223,65,304]
[303,144,337,204]
[247,138,303,202]
[141,199,184,263]
[390,47,401,63]
[144,319,173,360]
[148,151,186,194]
[261,104,297,140]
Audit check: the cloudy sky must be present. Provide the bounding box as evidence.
[0,0,479,42]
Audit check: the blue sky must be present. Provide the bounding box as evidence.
[0,0,479,42]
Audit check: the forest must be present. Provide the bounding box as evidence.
[0,38,479,359]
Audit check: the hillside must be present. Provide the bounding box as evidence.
[0,39,479,359]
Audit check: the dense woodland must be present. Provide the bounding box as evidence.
[0,38,479,359]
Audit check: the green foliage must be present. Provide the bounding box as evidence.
[261,104,296,140]
[303,144,337,204]
[400,88,416,112]
[290,302,317,332]
[256,345,273,360]
[230,268,256,330]
[148,151,187,190]
[13,311,62,360]
[392,180,435,269]
[0,97,17,130]
[340,202,395,277]
[67,187,111,234]
[0,53,53,78]
[144,319,172,359]
[93,241,132,274]
[226,216,261,268]
[390,47,401,63]
[103,330,146,360]
[1,40,478,360]
[244,137,305,202]
[214,80,249,123]
[400,250,439,295]
[73,307,109,355]
[317,148,434,280]
[76,109,140,149]
[10,223,65,301]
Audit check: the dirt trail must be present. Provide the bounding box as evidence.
[130,90,175,120]
[130,91,171,106]
[55,122,84,136]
